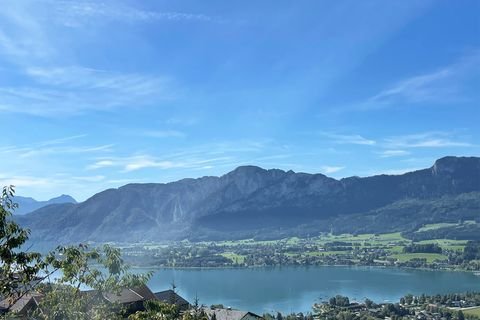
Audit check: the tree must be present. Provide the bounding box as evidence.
[404,294,414,305]
[0,185,152,319]
[182,296,208,320]
[33,244,152,319]
[0,186,45,303]
[129,300,179,320]
[364,298,374,309]
[457,310,465,320]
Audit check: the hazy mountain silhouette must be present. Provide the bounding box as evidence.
[16,156,480,243]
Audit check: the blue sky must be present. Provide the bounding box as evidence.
[0,0,479,201]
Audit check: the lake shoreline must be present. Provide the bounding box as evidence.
[142,264,480,314]
[128,262,479,274]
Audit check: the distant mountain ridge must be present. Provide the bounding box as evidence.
[13,194,77,215]
[16,156,480,243]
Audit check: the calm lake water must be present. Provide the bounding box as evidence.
[144,266,480,314]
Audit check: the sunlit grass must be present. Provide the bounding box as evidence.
[463,307,480,317]
[391,253,447,263]
[220,252,246,264]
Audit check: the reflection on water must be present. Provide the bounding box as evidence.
[142,266,480,314]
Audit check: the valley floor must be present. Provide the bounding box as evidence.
[115,230,480,271]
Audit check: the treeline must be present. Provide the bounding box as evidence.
[400,292,480,307]
[464,241,480,260]
[311,292,480,320]
[403,243,442,254]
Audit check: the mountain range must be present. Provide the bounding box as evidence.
[16,156,480,243]
[12,194,77,215]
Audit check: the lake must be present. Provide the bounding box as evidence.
[144,266,480,314]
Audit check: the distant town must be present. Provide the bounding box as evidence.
[119,232,480,271]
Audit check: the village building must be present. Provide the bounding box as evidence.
[155,289,191,311]
[204,307,264,320]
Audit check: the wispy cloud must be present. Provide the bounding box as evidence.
[38,134,88,147]
[72,175,105,182]
[369,68,453,104]
[18,144,113,158]
[320,165,345,174]
[142,130,186,138]
[0,173,104,188]
[103,154,234,173]
[0,66,175,116]
[0,2,180,117]
[0,175,50,187]
[366,51,480,107]
[86,160,115,170]
[85,140,277,173]
[321,132,376,146]
[53,1,222,27]
[123,156,181,172]
[378,150,411,158]
[0,135,113,158]
[0,2,54,62]
[384,132,472,149]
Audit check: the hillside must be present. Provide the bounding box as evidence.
[16,156,480,243]
[12,194,77,215]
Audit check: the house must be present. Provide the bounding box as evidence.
[103,284,157,315]
[0,292,44,318]
[204,307,264,320]
[155,289,190,311]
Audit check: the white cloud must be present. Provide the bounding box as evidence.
[53,1,221,27]
[0,2,54,62]
[143,130,186,138]
[87,160,115,170]
[0,2,180,117]
[367,51,480,107]
[378,150,410,158]
[0,135,113,166]
[17,144,114,158]
[0,66,175,117]
[384,132,472,149]
[370,68,452,104]
[166,117,199,126]
[72,175,105,182]
[320,166,345,174]
[321,132,376,146]
[0,176,50,187]
[87,153,235,173]
[123,157,180,172]
[38,134,87,147]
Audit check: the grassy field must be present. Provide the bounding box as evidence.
[418,239,467,251]
[308,251,349,256]
[312,232,409,247]
[391,253,447,263]
[121,229,472,269]
[220,252,246,264]
[463,307,480,317]
[417,223,459,232]
[417,221,477,233]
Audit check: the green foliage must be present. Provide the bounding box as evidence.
[182,296,208,320]
[33,244,152,319]
[129,300,179,320]
[33,283,122,320]
[329,295,350,307]
[45,244,151,294]
[0,186,45,302]
[403,243,442,254]
[464,241,480,260]
[1,185,154,319]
